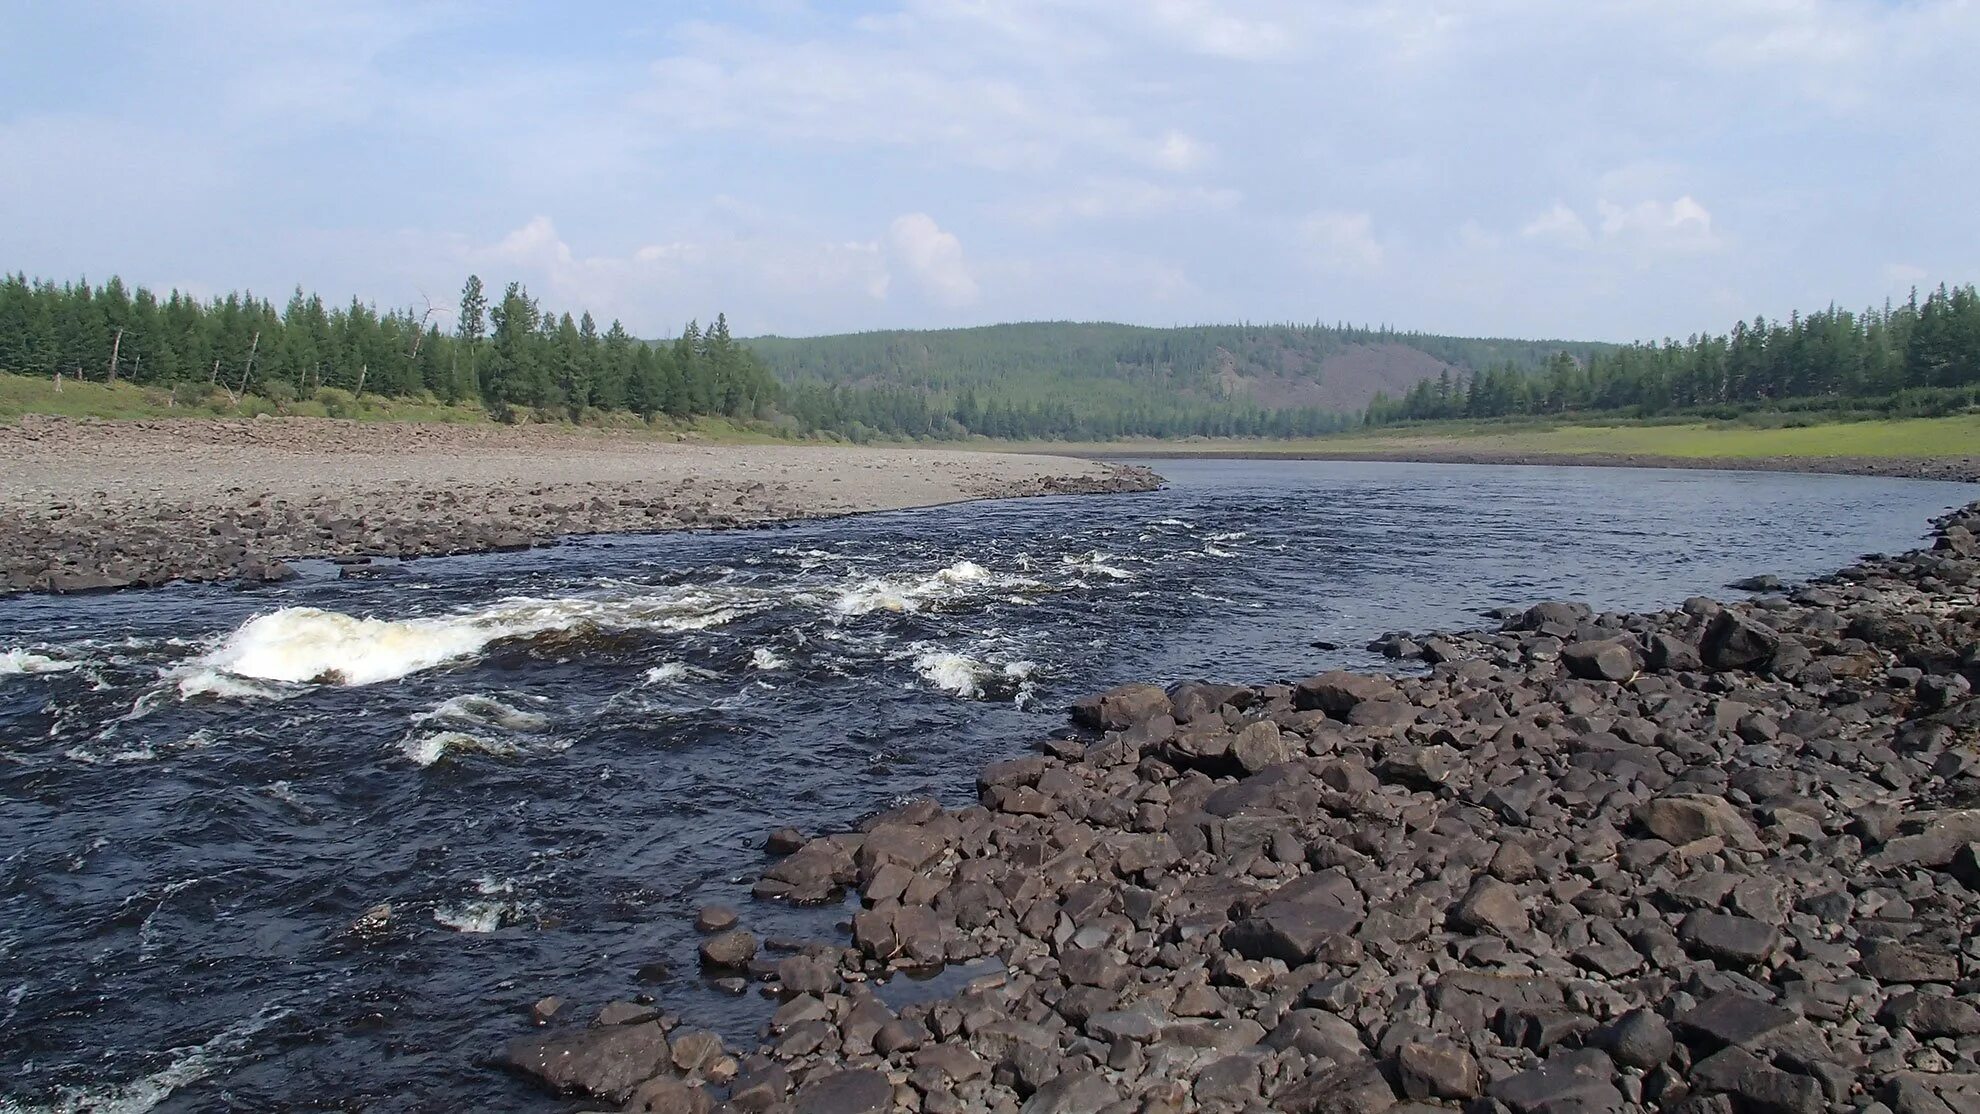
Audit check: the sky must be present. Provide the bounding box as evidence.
[2,1,1976,342]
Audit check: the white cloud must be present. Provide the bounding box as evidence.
[1153,130,1210,171]
[1596,195,1720,254]
[463,215,891,335]
[885,213,979,307]
[1010,179,1241,225]
[1518,196,1720,257]
[639,23,1167,175]
[1521,203,1593,250]
[1298,211,1385,271]
[1145,0,1292,60]
[6,0,1977,341]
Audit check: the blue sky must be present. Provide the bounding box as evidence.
[2,1,1975,341]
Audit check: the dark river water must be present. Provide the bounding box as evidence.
[0,459,1970,1112]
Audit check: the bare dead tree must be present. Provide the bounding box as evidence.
[230,330,260,405]
[405,292,444,363]
[107,327,124,384]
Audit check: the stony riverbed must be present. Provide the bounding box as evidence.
[498,500,1980,1114]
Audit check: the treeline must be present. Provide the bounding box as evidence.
[0,272,775,421]
[747,320,1604,394]
[780,383,1356,442]
[1367,284,1980,424]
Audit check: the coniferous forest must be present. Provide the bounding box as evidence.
[0,273,776,424]
[4,270,1977,439]
[1365,284,1980,426]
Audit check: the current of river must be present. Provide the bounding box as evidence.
[0,459,1971,1112]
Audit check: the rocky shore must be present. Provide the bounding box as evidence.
[497,498,1980,1114]
[1091,448,1980,486]
[0,416,1160,595]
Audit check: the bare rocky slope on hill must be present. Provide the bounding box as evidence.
[0,416,1159,595]
[498,500,1980,1114]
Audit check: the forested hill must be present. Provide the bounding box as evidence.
[1366,284,1980,425]
[745,322,1612,437]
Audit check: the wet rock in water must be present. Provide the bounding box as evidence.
[765,827,808,855]
[1071,682,1171,731]
[1729,574,1784,592]
[1510,600,1594,632]
[499,1021,673,1103]
[692,905,738,933]
[697,929,757,970]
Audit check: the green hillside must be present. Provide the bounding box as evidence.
[745,322,1613,439]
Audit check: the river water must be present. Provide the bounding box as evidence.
[0,459,1969,1112]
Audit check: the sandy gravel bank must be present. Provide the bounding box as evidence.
[0,417,1160,594]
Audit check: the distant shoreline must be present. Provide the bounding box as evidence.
[1071,445,1980,485]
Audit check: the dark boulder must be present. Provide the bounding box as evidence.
[1702,610,1780,671]
[1562,639,1638,682]
[1294,671,1401,716]
[792,1067,894,1114]
[498,1021,672,1104]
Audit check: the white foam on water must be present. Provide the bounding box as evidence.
[750,647,789,671]
[0,1004,291,1114]
[1063,552,1135,580]
[173,670,293,703]
[1207,531,1249,542]
[189,607,524,687]
[641,662,692,685]
[0,649,76,676]
[398,731,520,768]
[184,585,774,689]
[62,744,157,766]
[1152,517,1194,528]
[63,729,218,767]
[433,877,528,932]
[912,648,1039,702]
[831,560,1041,617]
[412,693,550,733]
[432,901,508,933]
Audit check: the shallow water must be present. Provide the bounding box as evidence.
[0,459,1968,1112]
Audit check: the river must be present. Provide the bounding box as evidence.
[0,459,1969,1111]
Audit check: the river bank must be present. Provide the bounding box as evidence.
[498,497,1980,1113]
[0,416,1159,594]
[1081,446,1980,485]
